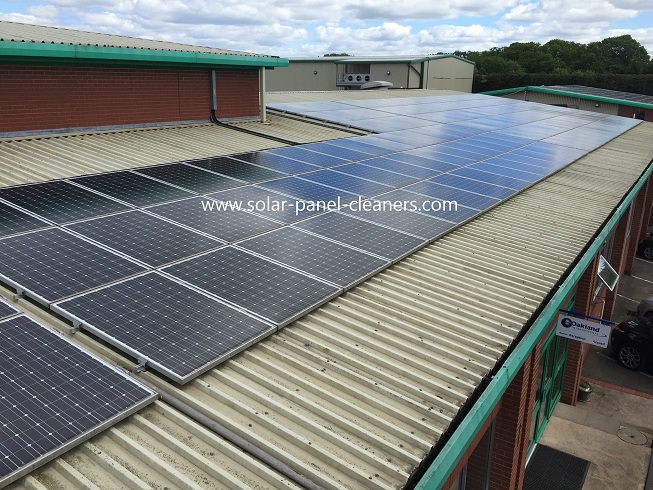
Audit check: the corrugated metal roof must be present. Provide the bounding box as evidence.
[288,55,472,64]
[0,20,266,57]
[2,91,653,490]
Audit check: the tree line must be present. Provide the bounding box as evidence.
[449,35,653,94]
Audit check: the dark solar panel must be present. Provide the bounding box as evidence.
[298,170,392,197]
[258,176,359,203]
[207,186,321,224]
[147,197,281,242]
[72,171,194,207]
[379,189,479,223]
[546,85,653,106]
[266,147,348,167]
[53,272,275,384]
[359,157,439,179]
[163,247,340,325]
[134,163,245,194]
[342,205,455,240]
[0,201,51,238]
[331,163,419,187]
[293,212,426,260]
[237,227,388,287]
[0,181,130,224]
[66,211,224,267]
[0,315,155,486]
[0,228,146,303]
[451,167,529,190]
[0,298,19,320]
[229,152,317,174]
[321,139,391,157]
[404,181,500,211]
[187,157,286,182]
[428,173,516,199]
[383,152,463,172]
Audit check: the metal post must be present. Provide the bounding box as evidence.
[259,67,267,123]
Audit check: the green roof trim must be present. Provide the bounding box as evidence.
[0,41,289,69]
[414,153,653,490]
[480,85,653,110]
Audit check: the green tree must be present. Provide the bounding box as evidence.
[588,35,650,74]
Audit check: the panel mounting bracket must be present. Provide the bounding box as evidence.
[12,288,23,301]
[69,321,81,334]
[134,358,148,374]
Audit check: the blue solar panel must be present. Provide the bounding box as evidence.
[384,152,463,172]
[229,152,317,174]
[321,139,391,157]
[298,170,392,197]
[451,167,530,190]
[298,143,372,163]
[471,161,543,183]
[479,156,557,177]
[331,163,418,187]
[258,176,358,203]
[404,181,500,211]
[379,189,479,223]
[406,147,479,166]
[267,146,348,167]
[359,157,438,179]
[429,173,517,199]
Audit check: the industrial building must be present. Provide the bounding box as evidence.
[0,21,652,490]
[484,85,653,122]
[265,55,475,92]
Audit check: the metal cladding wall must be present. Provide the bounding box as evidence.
[499,91,619,115]
[265,62,338,92]
[425,57,474,92]
[0,65,260,133]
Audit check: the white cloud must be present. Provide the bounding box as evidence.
[504,0,638,24]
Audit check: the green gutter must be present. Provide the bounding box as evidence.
[415,157,653,490]
[480,85,653,111]
[0,41,289,68]
[479,86,528,96]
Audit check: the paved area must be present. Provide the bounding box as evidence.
[537,257,653,490]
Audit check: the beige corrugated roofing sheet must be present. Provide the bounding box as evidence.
[0,20,266,57]
[2,91,653,490]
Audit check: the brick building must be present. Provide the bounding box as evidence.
[0,21,288,135]
[0,22,652,490]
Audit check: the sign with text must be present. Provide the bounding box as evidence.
[556,313,611,348]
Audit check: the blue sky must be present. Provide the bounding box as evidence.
[1,1,652,57]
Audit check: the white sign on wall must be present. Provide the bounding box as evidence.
[556,313,611,348]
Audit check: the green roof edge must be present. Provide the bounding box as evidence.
[414,148,653,490]
[481,85,653,110]
[0,41,289,68]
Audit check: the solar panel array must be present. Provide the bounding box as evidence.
[0,94,640,384]
[0,314,156,487]
[544,85,653,107]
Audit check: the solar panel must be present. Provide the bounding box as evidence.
[0,297,19,320]
[292,143,373,164]
[134,163,245,194]
[384,152,463,173]
[331,163,419,187]
[0,181,130,224]
[359,157,439,179]
[66,211,224,267]
[53,272,275,383]
[0,315,156,486]
[404,181,501,211]
[72,171,194,207]
[321,139,391,157]
[207,186,321,224]
[428,173,516,199]
[298,170,392,197]
[258,176,359,203]
[0,201,51,238]
[0,228,146,304]
[293,212,426,260]
[378,189,479,223]
[451,167,529,191]
[187,157,286,182]
[237,227,388,288]
[147,197,281,242]
[342,205,455,240]
[229,152,317,174]
[266,146,348,167]
[163,247,340,325]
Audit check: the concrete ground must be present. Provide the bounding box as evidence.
[536,257,653,489]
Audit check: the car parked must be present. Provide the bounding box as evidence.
[637,296,653,317]
[610,317,653,371]
[637,236,653,260]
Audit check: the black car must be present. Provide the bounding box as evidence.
[638,236,653,260]
[611,317,653,371]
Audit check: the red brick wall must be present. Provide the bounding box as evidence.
[214,70,260,119]
[618,105,653,122]
[0,65,260,132]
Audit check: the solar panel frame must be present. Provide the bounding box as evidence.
[70,171,195,207]
[0,181,131,225]
[236,227,390,289]
[162,247,342,326]
[0,315,156,487]
[52,272,277,384]
[0,228,147,305]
